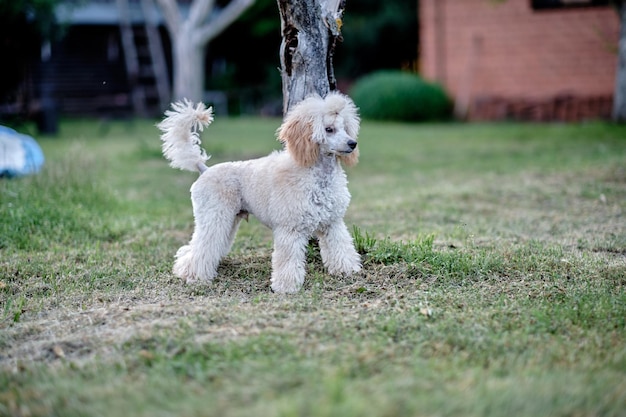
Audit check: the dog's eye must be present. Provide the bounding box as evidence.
[325,126,335,133]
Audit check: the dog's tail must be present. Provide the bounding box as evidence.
[157,99,214,173]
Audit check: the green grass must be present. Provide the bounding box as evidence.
[1,117,625,416]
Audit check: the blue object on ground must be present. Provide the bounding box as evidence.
[0,125,45,178]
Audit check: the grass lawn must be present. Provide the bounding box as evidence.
[1,116,625,416]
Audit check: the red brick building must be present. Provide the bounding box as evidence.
[419,0,621,121]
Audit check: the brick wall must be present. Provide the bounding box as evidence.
[419,0,620,121]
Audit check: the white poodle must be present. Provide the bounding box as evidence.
[158,92,362,293]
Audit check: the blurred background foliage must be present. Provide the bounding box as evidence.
[209,0,421,113]
[1,0,443,121]
[0,0,62,110]
[350,71,452,122]
[211,0,418,82]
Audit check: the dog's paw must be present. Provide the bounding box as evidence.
[270,281,302,294]
[174,264,215,285]
[182,275,213,285]
[327,258,362,276]
[173,245,216,284]
[270,273,304,294]
[348,263,362,275]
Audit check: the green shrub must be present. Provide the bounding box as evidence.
[350,71,453,122]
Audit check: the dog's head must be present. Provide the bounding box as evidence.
[277,92,360,167]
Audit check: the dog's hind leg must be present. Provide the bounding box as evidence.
[174,183,241,284]
[270,229,309,293]
[317,221,361,276]
[221,215,244,258]
[174,213,238,283]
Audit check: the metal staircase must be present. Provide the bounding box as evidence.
[116,0,170,116]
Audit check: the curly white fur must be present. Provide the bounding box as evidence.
[158,99,214,172]
[158,92,362,293]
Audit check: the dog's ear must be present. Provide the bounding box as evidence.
[277,112,320,167]
[278,97,320,167]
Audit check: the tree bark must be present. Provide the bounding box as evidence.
[613,2,626,122]
[277,0,345,113]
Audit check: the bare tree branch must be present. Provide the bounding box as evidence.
[155,0,182,33]
[154,0,255,101]
[196,0,255,44]
[189,0,216,29]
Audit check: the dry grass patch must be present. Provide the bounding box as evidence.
[1,119,625,416]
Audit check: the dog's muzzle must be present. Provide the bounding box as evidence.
[340,140,357,154]
[331,138,358,155]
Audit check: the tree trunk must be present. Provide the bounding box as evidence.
[277,0,345,113]
[173,23,205,102]
[156,0,254,103]
[613,3,626,122]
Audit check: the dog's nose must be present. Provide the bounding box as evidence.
[347,140,357,150]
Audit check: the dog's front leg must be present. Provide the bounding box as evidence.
[317,221,362,276]
[270,229,309,293]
